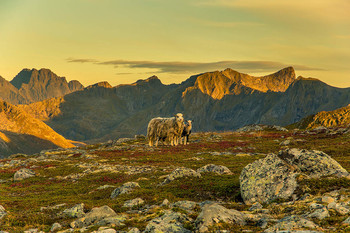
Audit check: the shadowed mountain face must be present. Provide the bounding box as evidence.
[0,100,75,157]
[0,68,84,104]
[19,67,350,143]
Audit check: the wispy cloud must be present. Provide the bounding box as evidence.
[67,58,98,63]
[67,58,323,74]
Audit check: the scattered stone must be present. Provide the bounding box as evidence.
[161,199,170,206]
[60,203,85,218]
[97,185,116,190]
[23,229,44,233]
[172,200,198,212]
[71,205,125,228]
[278,148,349,178]
[308,207,330,220]
[327,202,350,215]
[160,167,201,185]
[236,124,288,132]
[92,227,116,233]
[134,134,146,140]
[128,228,140,233]
[265,215,318,232]
[240,153,298,204]
[249,202,263,211]
[195,203,246,233]
[309,203,323,210]
[197,164,232,175]
[322,196,335,204]
[50,222,62,232]
[110,182,140,198]
[41,203,67,212]
[0,205,7,219]
[144,210,191,233]
[342,216,350,225]
[14,168,35,181]
[280,139,291,146]
[123,198,145,208]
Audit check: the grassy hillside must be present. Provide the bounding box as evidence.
[1,128,350,232]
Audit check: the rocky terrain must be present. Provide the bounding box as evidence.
[291,104,350,130]
[1,126,350,232]
[0,68,84,104]
[0,100,75,157]
[17,67,350,143]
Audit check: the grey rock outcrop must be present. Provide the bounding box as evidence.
[110,182,140,199]
[197,164,232,175]
[144,210,191,233]
[278,148,349,178]
[265,215,318,232]
[70,205,125,228]
[60,203,85,218]
[195,203,246,232]
[14,168,36,181]
[123,198,144,208]
[240,153,298,204]
[240,148,350,204]
[160,167,201,185]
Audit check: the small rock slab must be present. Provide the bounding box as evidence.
[111,182,140,199]
[144,210,191,233]
[308,207,330,220]
[123,198,145,208]
[0,205,6,219]
[265,215,318,232]
[197,164,232,175]
[172,200,198,212]
[60,203,85,218]
[160,167,201,185]
[71,205,125,228]
[14,168,35,181]
[195,203,246,233]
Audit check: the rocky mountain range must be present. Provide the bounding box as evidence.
[15,66,350,143]
[0,100,75,157]
[0,68,84,104]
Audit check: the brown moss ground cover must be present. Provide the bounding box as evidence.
[0,129,350,232]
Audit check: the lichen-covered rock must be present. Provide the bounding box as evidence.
[144,210,191,233]
[60,203,85,218]
[14,168,35,181]
[240,153,298,204]
[160,167,201,185]
[278,148,349,178]
[0,205,7,219]
[172,200,198,212]
[70,205,125,228]
[195,203,246,233]
[50,222,62,232]
[123,198,144,208]
[197,164,232,175]
[91,227,116,233]
[110,182,140,199]
[264,215,318,232]
[308,207,330,220]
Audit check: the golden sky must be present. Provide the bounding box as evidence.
[0,0,349,87]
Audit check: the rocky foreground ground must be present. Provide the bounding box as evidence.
[1,126,350,232]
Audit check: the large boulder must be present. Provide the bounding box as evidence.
[240,153,298,204]
[278,148,349,178]
[240,148,350,204]
[195,203,246,233]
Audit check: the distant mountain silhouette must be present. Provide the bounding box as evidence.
[19,67,350,142]
[0,68,84,104]
[0,100,75,157]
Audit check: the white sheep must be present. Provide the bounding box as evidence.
[147,113,184,146]
[181,120,192,145]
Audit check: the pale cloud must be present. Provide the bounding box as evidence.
[195,0,350,23]
[67,58,98,63]
[67,58,323,74]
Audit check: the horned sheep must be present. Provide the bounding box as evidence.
[147,113,184,146]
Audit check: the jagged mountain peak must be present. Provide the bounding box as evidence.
[86,81,113,89]
[184,67,296,99]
